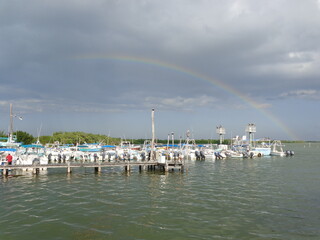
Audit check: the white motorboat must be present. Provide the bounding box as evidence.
[270,140,286,157]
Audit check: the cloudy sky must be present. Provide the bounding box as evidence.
[1,0,320,141]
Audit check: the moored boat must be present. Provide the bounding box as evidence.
[270,140,286,157]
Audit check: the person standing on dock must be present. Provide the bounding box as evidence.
[6,153,13,165]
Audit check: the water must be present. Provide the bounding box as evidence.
[1,143,320,240]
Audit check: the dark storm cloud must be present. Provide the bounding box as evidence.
[1,0,320,140]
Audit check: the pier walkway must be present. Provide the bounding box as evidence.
[0,160,185,175]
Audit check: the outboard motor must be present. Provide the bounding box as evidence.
[177,152,182,161]
[286,150,294,156]
[32,158,40,165]
[48,153,52,164]
[215,152,222,159]
[195,151,200,160]
[200,151,205,160]
[250,152,254,158]
[141,152,146,161]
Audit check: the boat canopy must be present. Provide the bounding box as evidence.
[101,145,116,148]
[79,148,100,152]
[77,145,88,148]
[164,144,180,147]
[20,144,44,148]
[0,148,17,152]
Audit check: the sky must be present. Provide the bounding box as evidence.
[1,0,320,141]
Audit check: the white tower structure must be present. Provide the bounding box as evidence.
[245,123,256,147]
[216,125,226,144]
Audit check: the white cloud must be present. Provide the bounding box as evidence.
[255,103,272,109]
[251,50,320,78]
[279,89,320,100]
[0,98,132,114]
[229,0,251,19]
[144,95,217,111]
[231,102,271,110]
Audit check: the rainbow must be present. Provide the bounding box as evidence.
[75,54,299,140]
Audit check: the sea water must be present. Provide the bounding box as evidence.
[1,143,320,240]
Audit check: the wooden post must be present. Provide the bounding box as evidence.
[33,168,39,175]
[139,165,146,172]
[95,161,101,173]
[125,164,130,172]
[67,162,72,173]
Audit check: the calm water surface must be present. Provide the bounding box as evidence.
[1,143,320,240]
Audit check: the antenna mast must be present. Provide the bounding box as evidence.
[151,109,155,160]
[9,103,14,142]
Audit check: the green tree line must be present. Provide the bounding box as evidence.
[0,131,121,145]
[0,130,229,146]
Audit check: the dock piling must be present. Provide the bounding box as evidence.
[67,162,72,173]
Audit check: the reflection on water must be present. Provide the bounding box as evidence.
[1,143,320,239]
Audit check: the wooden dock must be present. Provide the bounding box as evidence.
[0,160,185,175]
